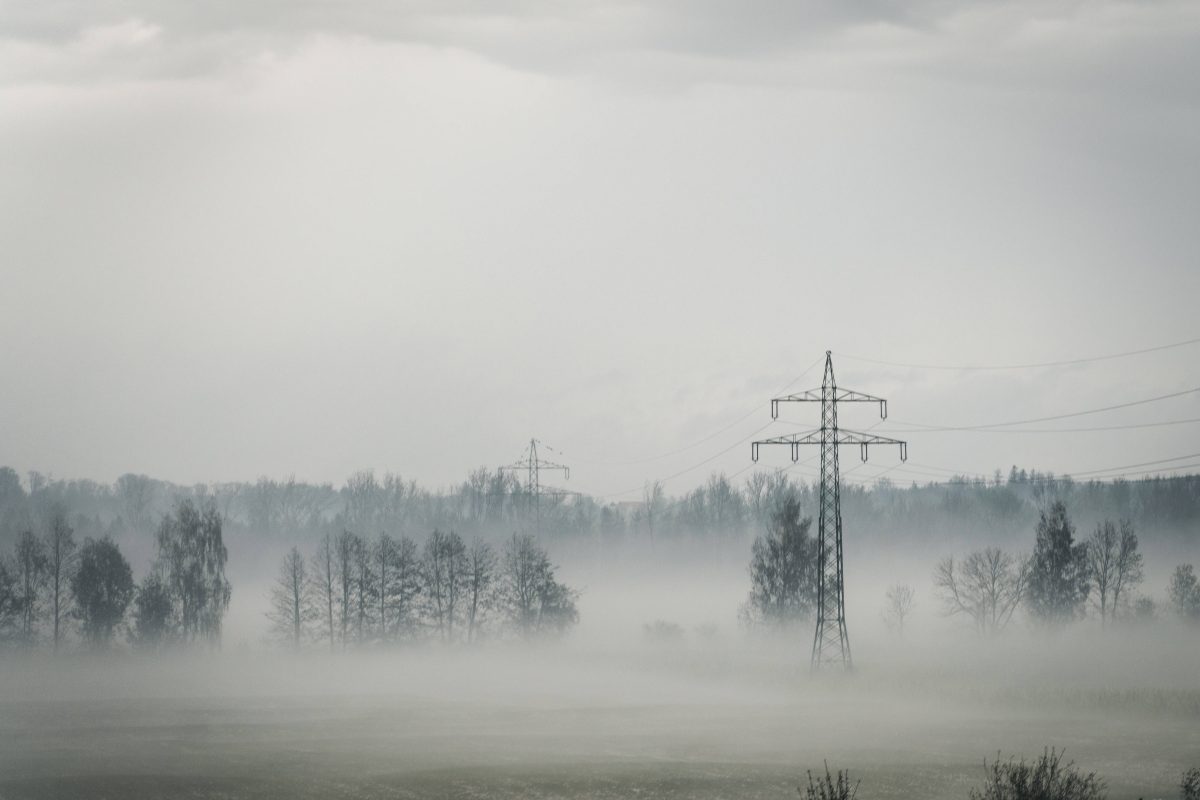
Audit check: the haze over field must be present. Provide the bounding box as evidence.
[2,1,1200,799]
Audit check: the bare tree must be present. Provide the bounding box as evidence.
[642,480,664,551]
[310,533,337,650]
[374,533,396,639]
[116,473,155,535]
[1169,564,1200,622]
[333,530,359,646]
[883,584,915,635]
[422,529,468,642]
[385,535,423,641]
[1087,519,1143,627]
[353,534,373,643]
[500,533,578,638]
[14,530,49,646]
[44,508,78,652]
[374,534,427,642]
[465,538,497,644]
[267,547,312,648]
[934,548,1028,635]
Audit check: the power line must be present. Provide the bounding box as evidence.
[593,420,777,500]
[560,356,825,468]
[865,417,1200,435]
[837,334,1200,371]
[889,385,1200,432]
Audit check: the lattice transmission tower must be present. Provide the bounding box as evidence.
[751,351,907,671]
[500,438,569,535]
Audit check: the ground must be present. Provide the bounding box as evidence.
[0,641,1196,800]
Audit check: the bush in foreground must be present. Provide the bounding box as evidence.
[1181,767,1200,800]
[970,749,1105,800]
[799,763,859,800]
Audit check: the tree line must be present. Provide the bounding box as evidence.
[0,499,230,651]
[743,496,1200,632]
[267,530,579,648]
[3,464,1198,553]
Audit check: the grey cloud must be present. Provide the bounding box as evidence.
[1,0,1195,100]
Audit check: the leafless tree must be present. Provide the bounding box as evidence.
[1086,519,1143,626]
[388,535,423,640]
[883,584,915,635]
[44,507,77,652]
[343,471,381,534]
[14,530,48,645]
[116,473,155,535]
[267,547,312,648]
[642,480,664,551]
[374,533,396,638]
[247,477,279,534]
[353,534,373,643]
[422,529,468,642]
[333,530,359,646]
[310,533,337,650]
[465,538,497,644]
[500,533,578,638]
[934,548,1028,635]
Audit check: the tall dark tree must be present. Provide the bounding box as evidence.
[71,537,134,648]
[267,547,312,648]
[1168,564,1200,622]
[352,534,374,643]
[156,499,232,646]
[934,548,1028,635]
[0,558,18,643]
[132,573,176,649]
[743,496,817,628]
[1026,501,1089,625]
[44,508,78,652]
[310,533,337,650]
[333,529,360,646]
[500,534,578,638]
[465,537,497,644]
[14,530,49,645]
[374,533,397,638]
[377,534,421,641]
[423,529,468,642]
[1086,519,1143,626]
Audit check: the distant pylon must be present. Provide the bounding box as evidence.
[500,438,569,535]
[752,351,907,671]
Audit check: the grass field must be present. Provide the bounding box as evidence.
[1,642,1197,800]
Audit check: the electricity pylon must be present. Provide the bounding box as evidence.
[500,438,569,535]
[751,351,907,671]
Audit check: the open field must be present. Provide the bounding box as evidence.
[1,642,1197,800]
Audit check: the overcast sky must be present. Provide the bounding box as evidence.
[2,0,1198,497]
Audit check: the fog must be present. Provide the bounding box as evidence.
[2,477,1199,798]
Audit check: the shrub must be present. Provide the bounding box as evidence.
[1181,767,1200,800]
[799,763,859,800]
[970,749,1105,800]
[642,620,685,643]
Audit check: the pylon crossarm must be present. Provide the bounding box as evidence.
[500,460,569,476]
[751,430,907,462]
[772,387,888,419]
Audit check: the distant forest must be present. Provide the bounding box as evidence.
[1,465,1197,550]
